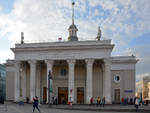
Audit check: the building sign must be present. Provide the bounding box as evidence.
[124,90,133,93]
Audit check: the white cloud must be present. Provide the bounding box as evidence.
[0,0,149,46]
[0,49,14,64]
[94,9,99,16]
[0,0,150,77]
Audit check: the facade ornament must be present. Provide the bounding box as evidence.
[67,59,76,65]
[21,32,24,44]
[96,26,101,41]
[85,58,94,65]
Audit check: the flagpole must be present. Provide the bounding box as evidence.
[72,2,75,25]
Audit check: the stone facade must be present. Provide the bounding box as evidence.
[5,40,138,104]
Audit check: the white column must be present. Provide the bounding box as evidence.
[45,60,53,103]
[22,63,26,101]
[67,59,75,103]
[102,64,105,97]
[104,58,112,104]
[85,59,94,104]
[28,60,36,102]
[36,63,41,102]
[14,61,21,102]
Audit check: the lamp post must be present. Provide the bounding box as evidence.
[48,70,52,106]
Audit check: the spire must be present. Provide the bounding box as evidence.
[96,26,101,41]
[68,2,78,41]
[72,2,75,25]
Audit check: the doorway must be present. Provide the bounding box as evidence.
[114,89,120,103]
[43,87,47,104]
[77,87,84,104]
[58,87,68,104]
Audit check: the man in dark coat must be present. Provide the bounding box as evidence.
[33,96,40,113]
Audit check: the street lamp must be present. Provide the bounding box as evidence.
[48,70,52,106]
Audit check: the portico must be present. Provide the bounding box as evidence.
[13,55,112,104]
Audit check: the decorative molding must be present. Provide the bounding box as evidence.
[85,59,94,65]
[67,59,76,64]
[104,58,111,66]
[45,60,54,65]
[28,60,37,65]
[11,40,114,53]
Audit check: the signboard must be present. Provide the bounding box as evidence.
[124,90,133,93]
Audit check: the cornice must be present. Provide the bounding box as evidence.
[11,40,114,52]
[15,40,112,47]
[111,56,138,64]
[11,44,114,52]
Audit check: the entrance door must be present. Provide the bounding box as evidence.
[58,87,68,104]
[43,87,47,104]
[77,87,84,104]
[114,89,120,103]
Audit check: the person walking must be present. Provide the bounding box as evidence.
[90,97,94,105]
[134,97,139,112]
[33,96,41,113]
[97,97,101,106]
[102,97,105,107]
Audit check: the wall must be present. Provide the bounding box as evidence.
[6,65,15,101]
[93,64,103,101]
[111,70,135,103]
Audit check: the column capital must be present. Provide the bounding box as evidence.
[45,60,54,65]
[104,58,111,66]
[67,59,76,64]
[85,58,94,64]
[28,60,37,65]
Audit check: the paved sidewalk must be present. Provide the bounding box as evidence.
[50,104,150,112]
[1,102,150,113]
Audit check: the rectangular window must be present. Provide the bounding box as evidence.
[60,69,67,76]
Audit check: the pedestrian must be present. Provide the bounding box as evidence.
[54,97,58,105]
[26,97,29,103]
[134,97,139,112]
[90,97,94,105]
[130,98,133,105]
[97,97,101,106]
[52,97,54,104]
[121,97,124,105]
[102,97,105,107]
[33,96,41,113]
[0,96,4,104]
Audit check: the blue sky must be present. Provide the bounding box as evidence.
[0,0,150,80]
[0,0,14,13]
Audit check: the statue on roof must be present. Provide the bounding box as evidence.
[21,32,24,44]
[96,26,101,41]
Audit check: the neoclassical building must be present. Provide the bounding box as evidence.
[6,3,138,104]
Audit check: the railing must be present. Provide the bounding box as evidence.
[15,37,110,44]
